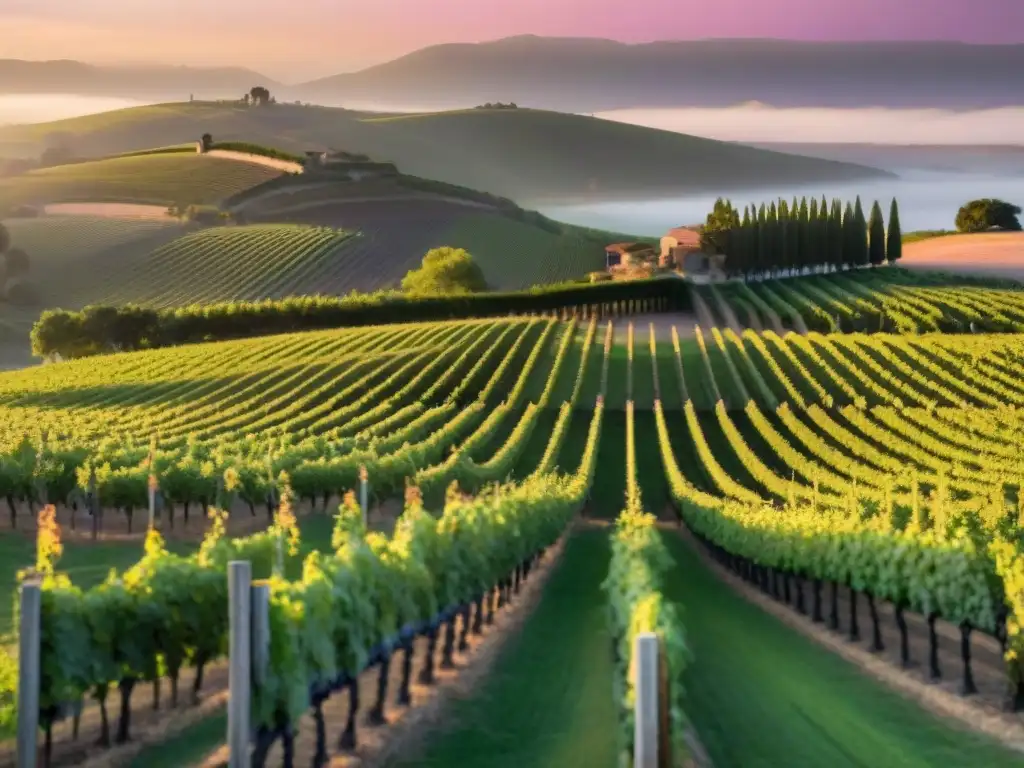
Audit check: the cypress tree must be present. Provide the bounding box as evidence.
[798,197,810,273]
[737,205,748,277]
[819,196,830,269]
[853,196,868,266]
[887,198,902,264]
[843,202,857,269]
[830,199,843,269]
[757,204,768,278]
[868,200,886,266]
[753,202,761,278]
[779,198,790,274]
[768,201,779,275]
[808,197,820,271]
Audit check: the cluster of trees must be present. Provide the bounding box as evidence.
[31,279,691,360]
[955,199,1022,233]
[244,86,274,107]
[0,223,34,304]
[701,196,902,278]
[474,102,518,110]
[401,247,488,295]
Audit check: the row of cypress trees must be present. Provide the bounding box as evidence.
[707,196,902,278]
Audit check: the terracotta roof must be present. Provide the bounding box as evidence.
[606,242,655,254]
[665,226,701,247]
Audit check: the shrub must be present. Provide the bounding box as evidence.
[402,248,488,295]
[209,142,304,164]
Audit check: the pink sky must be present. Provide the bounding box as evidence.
[3,0,1021,81]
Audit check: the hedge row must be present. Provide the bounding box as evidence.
[208,142,306,164]
[30,279,691,359]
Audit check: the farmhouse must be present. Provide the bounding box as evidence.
[659,225,702,268]
[605,242,656,270]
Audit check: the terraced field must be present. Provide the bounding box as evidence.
[1,218,365,310]
[0,154,283,210]
[93,224,355,306]
[257,199,616,291]
[2,316,1024,766]
[712,267,1024,334]
[2,215,185,304]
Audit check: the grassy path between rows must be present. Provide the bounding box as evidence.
[660,531,1022,766]
[389,528,618,768]
[620,411,1022,766]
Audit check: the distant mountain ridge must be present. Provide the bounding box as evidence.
[751,143,1024,176]
[7,37,1021,110]
[0,60,277,99]
[296,36,1024,111]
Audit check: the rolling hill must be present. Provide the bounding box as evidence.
[0,151,284,209]
[0,101,890,204]
[294,36,1024,112]
[1,195,628,310]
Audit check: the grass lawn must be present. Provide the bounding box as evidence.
[130,712,227,768]
[660,532,1023,767]
[390,527,618,768]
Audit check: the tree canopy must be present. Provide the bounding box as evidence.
[401,247,488,296]
[955,199,1022,233]
[249,86,273,107]
[700,198,740,255]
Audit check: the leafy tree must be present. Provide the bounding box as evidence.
[868,200,886,266]
[401,247,487,295]
[887,198,902,264]
[700,198,740,256]
[955,198,1022,233]
[249,86,272,107]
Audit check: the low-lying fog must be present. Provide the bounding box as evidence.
[2,96,1021,235]
[539,171,1024,236]
[0,94,149,125]
[594,104,1024,145]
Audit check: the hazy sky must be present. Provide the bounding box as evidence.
[3,0,1022,81]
